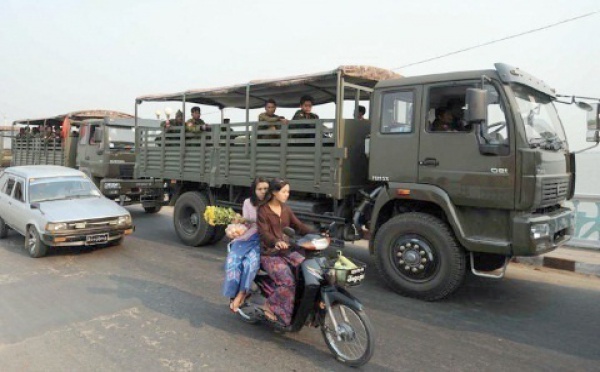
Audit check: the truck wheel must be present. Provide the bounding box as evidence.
[143,206,162,214]
[374,212,465,301]
[209,226,226,244]
[0,216,9,238]
[26,225,48,258]
[173,191,216,247]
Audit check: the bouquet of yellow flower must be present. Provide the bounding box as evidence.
[203,206,240,226]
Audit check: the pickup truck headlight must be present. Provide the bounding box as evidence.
[104,182,121,189]
[46,222,68,231]
[117,215,132,226]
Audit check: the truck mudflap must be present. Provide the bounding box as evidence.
[100,178,166,206]
[512,206,575,256]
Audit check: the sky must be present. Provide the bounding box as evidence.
[0,0,599,151]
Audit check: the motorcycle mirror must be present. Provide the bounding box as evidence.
[283,227,296,237]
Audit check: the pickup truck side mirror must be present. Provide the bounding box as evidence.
[586,103,600,143]
[30,202,40,209]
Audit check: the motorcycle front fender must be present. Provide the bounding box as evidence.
[321,286,364,312]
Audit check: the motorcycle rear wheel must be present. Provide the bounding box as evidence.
[321,303,375,367]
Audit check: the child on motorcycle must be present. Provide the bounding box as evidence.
[256,178,314,325]
[223,177,270,313]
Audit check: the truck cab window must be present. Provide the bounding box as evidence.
[381,91,414,134]
[483,85,509,145]
[427,85,472,133]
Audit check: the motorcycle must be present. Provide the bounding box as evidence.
[237,227,375,367]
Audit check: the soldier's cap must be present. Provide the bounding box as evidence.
[176,110,183,117]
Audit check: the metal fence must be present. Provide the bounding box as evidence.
[572,194,600,249]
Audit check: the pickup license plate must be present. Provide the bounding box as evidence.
[86,233,109,244]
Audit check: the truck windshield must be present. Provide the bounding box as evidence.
[511,83,567,150]
[108,126,135,149]
[30,177,101,203]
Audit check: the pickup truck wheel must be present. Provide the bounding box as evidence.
[26,226,48,258]
[173,191,215,246]
[374,212,465,301]
[0,217,8,238]
[143,206,162,214]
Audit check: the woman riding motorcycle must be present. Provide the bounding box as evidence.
[256,178,313,325]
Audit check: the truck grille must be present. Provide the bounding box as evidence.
[541,178,569,207]
[119,164,134,179]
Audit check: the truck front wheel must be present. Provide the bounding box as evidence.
[374,212,466,301]
[173,191,216,247]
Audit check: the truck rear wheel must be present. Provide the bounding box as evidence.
[173,191,216,247]
[374,212,465,301]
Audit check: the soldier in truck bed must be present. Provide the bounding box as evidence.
[185,106,211,133]
[292,95,319,120]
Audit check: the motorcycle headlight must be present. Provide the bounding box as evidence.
[117,215,131,226]
[46,222,68,231]
[104,182,121,190]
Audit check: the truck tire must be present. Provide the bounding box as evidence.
[173,191,216,247]
[0,216,8,238]
[209,226,226,244]
[144,206,162,214]
[374,212,465,301]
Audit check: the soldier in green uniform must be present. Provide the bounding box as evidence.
[292,95,319,120]
[161,109,184,133]
[258,99,288,130]
[185,106,211,133]
[291,95,319,139]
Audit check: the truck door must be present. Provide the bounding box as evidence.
[418,82,515,209]
[369,87,422,183]
[78,123,105,180]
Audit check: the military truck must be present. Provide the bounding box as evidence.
[12,110,165,213]
[134,64,599,300]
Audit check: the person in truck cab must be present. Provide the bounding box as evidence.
[430,107,454,132]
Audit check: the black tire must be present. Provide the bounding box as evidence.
[374,212,466,301]
[208,226,226,244]
[173,191,216,247]
[143,205,162,214]
[0,216,8,239]
[26,225,48,258]
[321,304,375,367]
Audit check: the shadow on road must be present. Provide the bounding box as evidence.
[89,275,394,371]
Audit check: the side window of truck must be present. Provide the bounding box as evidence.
[381,91,414,134]
[0,173,7,193]
[79,126,88,145]
[13,180,24,203]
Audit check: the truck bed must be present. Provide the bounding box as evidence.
[136,119,370,199]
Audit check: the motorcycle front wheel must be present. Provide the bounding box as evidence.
[321,303,375,367]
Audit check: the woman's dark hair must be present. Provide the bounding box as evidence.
[249,177,269,206]
[264,178,290,204]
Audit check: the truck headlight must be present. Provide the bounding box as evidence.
[531,223,550,240]
[46,222,68,231]
[104,182,121,189]
[117,215,131,226]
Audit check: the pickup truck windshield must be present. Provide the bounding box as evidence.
[30,177,101,203]
[108,126,135,149]
[511,83,567,150]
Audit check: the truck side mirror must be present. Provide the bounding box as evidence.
[586,103,600,143]
[465,88,488,123]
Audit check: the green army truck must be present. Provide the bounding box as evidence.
[134,64,599,300]
[12,110,166,213]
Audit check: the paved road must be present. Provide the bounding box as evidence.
[1,206,599,371]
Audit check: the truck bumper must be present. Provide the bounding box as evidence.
[100,179,166,206]
[512,206,575,256]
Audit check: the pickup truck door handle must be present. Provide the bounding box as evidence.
[85,156,90,160]
[419,158,439,167]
